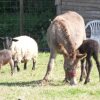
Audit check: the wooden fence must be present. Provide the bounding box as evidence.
[55,0,100,23]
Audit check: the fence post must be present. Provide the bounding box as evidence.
[55,0,62,15]
[20,0,24,35]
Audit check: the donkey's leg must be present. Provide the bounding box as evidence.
[63,56,69,82]
[43,49,56,81]
[84,57,92,84]
[80,59,85,82]
[93,52,100,81]
[85,61,88,75]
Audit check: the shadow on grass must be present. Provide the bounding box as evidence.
[0,80,67,87]
[0,80,42,87]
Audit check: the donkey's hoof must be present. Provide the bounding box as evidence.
[79,78,83,82]
[39,79,49,86]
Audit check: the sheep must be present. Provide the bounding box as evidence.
[78,39,100,84]
[0,35,38,71]
[0,49,14,75]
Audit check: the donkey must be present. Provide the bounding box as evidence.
[78,39,100,84]
[42,11,86,85]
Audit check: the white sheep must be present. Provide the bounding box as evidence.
[0,35,38,71]
[11,35,38,71]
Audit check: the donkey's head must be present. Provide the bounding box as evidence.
[65,50,86,85]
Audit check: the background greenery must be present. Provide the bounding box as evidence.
[0,0,56,50]
[0,52,100,100]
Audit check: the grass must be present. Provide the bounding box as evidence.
[0,52,100,100]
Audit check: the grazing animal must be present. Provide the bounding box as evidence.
[78,39,100,84]
[0,35,38,71]
[42,11,86,85]
[0,49,14,75]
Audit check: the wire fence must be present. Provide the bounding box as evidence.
[0,0,56,49]
[0,0,19,36]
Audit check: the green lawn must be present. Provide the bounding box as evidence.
[0,52,100,100]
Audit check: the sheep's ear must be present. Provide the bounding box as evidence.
[76,53,87,60]
[0,37,4,40]
[12,38,18,42]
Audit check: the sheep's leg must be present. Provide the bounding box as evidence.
[79,59,85,82]
[14,61,20,72]
[32,60,36,70]
[9,59,14,75]
[43,49,56,82]
[16,65,20,72]
[93,53,100,81]
[84,58,92,84]
[24,61,27,70]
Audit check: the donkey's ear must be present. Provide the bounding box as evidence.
[0,37,4,40]
[12,38,18,42]
[76,53,87,60]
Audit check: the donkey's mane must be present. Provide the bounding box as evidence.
[53,19,75,55]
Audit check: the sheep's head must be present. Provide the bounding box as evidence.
[0,37,18,49]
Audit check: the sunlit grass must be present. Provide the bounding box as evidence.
[0,52,100,100]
